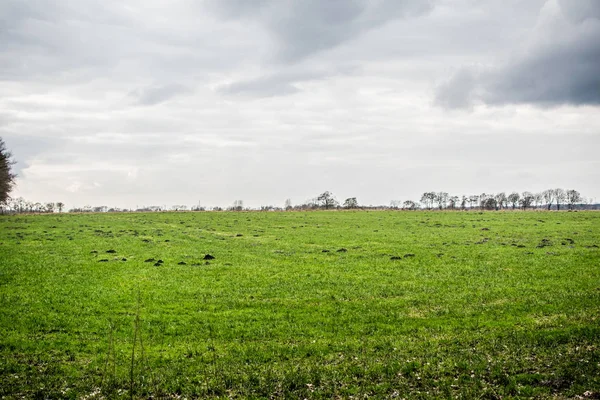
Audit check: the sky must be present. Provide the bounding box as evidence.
[1,0,599,209]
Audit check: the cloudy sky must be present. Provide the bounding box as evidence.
[1,0,599,209]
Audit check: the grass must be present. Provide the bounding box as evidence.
[0,210,599,398]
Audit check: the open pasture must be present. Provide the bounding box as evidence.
[0,210,599,398]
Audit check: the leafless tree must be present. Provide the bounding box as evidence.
[448,196,459,209]
[553,188,566,211]
[494,192,507,210]
[420,192,435,210]
[435,192,449,209]
[566,189,581,210]
[508,192,520,210]
[520,192,534,210]
[533,193,543,209]
[468,195,479,209]
[542,189,554,210]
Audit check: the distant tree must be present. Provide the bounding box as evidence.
[508,192,520,210]
[317,191,338,209]
[402,200,418,210]
[542,189,554,210]
[553,188,566,211]
[231,200,244,211]
[56,202,65,213]
[468,195,479,209]
[533,193,543,209]
[448,196,459,209]
[343,197,359,209]
[479,193,490,210]
[494,192,507,210]
[45,202,55,213]
[420,192,435,210]
[0,138,16,205]
[284,198,292,210]
[435,192,449,209]
[482,197,497,210]
[566,189,581,210]
[460,196,467,210]
[520,192,534,210]
[390,200,401,209]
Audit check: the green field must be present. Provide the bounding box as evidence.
[0,211,599,399]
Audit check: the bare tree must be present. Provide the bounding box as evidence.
[553,188,566,211]
[533,193,543,209]
[284,198,292,210]
[390,200,401,209]
[56,202,65,213]
[494,192,507,210]
[448,196,459,209]
[566,189,581,210]
[468,195,479,209]
[435,192,449,209]
[542,189,554,210]
[508,192,520,210]
[520,192,534,210]
[420,192,435,210]
[460,195,467,210]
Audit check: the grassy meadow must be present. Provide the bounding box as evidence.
[0,210,599,398]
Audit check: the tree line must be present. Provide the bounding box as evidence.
[0,138,594,214]
[1,190,594,215]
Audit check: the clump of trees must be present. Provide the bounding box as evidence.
[406,189,584,211]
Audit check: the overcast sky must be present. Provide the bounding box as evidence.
[1,0,599,209]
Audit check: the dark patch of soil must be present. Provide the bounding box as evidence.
[144,258,155,263]
[178,261,187,265]
[106,249,117,254]
[98,259,109,262]
[337,248,347,253]
[404,253,415,258]
[203,254,215,260]
[536,238,553,248]
[390,256,402,260]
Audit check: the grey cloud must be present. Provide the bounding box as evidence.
[558,0,600,23]
[436,0,600,108]
[207,0,435,63]
[130,83,192,106]
[217,65,359,97]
